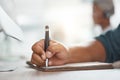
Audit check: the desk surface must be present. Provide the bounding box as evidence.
[0,60,120,80]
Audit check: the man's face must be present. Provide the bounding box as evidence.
[93,4,104,25]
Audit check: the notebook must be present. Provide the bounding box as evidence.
[26,61,113,72]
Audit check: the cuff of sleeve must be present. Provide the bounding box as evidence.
[96,35,113,63]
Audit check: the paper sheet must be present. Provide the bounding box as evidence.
[26,61,113,72]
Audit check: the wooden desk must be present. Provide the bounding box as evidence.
[0,60,120,80]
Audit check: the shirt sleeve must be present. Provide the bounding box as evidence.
[96,24,120,63]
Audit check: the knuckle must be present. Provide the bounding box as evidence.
[31,59,35,64]
[48,46,54,53]
[32,44,37,51]
[40,60,44,64]
[40,39,44,42]
[32,46,40,54]
[50,46,55,51]
[32,53,37,59]
[31,41,40,51]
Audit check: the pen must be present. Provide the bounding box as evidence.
[44,25,49,67]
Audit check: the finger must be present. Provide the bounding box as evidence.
[46,51,53,58]
[49,40,56,44]
[31,59,45,67]
[49,42,63,52]
[40,40,57,59]
[41,40,56,59]
[32,39,44,49]
[31,59,40,66]
[31,53,45,66]
[48,58,66,66]
[32,40,45,56]
[47,43,62,58]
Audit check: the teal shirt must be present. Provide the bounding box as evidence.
[96,24,120,63]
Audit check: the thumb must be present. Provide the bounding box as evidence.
[46,43,62,58]
[48,58,65,66]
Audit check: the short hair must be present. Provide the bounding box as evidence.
[93,0,114,18]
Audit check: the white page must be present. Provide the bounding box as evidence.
[44,62,112,69]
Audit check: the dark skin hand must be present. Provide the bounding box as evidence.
[31,39,106,67]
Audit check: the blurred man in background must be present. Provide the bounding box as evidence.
[93,0,114,36]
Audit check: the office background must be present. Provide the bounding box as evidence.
[0,0,120,60]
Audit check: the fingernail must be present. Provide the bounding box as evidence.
[46,51,52,58]
[41,54,46,60]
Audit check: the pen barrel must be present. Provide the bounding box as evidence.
[44,26,49,67]
[44,27,49,52]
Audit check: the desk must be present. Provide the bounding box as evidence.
[0,60,120,80]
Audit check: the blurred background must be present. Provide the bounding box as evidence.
[0,0,120,61]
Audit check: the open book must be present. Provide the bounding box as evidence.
[26,61,113,72]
